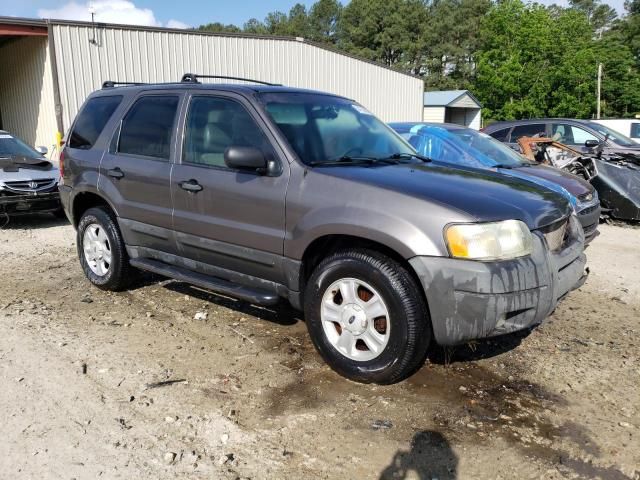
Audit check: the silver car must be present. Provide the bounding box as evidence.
[0,130,62,217]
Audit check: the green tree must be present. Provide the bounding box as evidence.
[569,0,617,32]
[308,0,342,44]
[198,22,242,34]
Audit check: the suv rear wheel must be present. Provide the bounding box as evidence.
[304,249,431,384]
[77,207,132,291]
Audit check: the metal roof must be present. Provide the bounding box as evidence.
[424,90,482,108]
[0,16,420,80]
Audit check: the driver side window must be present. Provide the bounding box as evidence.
[183,96,274,168]
[552,123,598,146]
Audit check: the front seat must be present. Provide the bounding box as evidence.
[201,110,232,167]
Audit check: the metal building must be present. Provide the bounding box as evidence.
[423,90,482,130]
[0,17,424,154]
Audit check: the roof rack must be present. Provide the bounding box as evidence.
[180,73,280,86]
[102,80,147,88]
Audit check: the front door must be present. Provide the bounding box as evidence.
[99,92,181,254]
[171,93,289,284]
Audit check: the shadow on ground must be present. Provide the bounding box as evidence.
[0,212,68,230]
[379,430,458,480]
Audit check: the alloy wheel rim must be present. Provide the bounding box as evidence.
[82,223,112,276]
[320,277,390,362]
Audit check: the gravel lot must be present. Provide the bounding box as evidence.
[0,217,638,479]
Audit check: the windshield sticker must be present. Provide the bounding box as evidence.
[352,104,373,116]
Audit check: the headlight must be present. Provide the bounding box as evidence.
[445,220,533,261]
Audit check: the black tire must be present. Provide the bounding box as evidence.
[304,249,431,384]
[77,206,132,291]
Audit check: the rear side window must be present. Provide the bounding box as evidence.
[118,96,179,160]
[631,123,640,139]
[68,95,122,149]
[488,127,510,142]
[510,124,545,141]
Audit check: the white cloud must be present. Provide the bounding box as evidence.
[38,1,189,28]
[166,19,191,30]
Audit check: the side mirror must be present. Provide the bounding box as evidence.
[35,145,48,155]
[224,146,267,173]
[584,139,599,149]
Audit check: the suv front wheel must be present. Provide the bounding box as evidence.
[77,207,132,291]
[304,249,431,384]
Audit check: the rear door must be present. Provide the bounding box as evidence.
[507,123,546,150]
[99,92,182,255]
[171,91,289,284]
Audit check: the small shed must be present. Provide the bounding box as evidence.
[423,90,482,130]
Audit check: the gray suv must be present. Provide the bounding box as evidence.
[59,76,588,384]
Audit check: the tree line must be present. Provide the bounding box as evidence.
[199,0,640,122]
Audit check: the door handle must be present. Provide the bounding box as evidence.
[107,167,124,179]
[179,179,203,192]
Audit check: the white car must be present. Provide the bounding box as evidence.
[592,119,640,144]
[0,130,63,217]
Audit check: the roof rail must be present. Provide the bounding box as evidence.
[102,80,147,89]
[181,73,280,86]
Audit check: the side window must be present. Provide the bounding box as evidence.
[510,124,545,141]
[118,96,179,160]
[570,126,598,145]
[183,96,273,168]
[68,95,122,149]
[629,123,639,139]
[489,128,510,142]
[552,123,597,145]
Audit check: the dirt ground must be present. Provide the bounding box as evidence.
[0,217,638,480]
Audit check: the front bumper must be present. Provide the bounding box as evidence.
[410,217,587,346]
[0,191,61,215]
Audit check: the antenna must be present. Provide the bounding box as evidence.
[89,3,98,45]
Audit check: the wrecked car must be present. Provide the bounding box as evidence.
[518,136,640,222]
[0,130,63,218]
[60,78,588,384]
[389,123,600,242]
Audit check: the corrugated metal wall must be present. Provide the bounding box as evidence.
[51,24,423,130]
[0,36,58,152]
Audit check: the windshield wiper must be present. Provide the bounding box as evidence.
[309,155,400,167]
[387,152,432,163]
[492,163,517,169]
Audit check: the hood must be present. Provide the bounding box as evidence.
[0,155,54,173]
[510,164,593,199]
[0,156,59,183]
[316,162,571,230]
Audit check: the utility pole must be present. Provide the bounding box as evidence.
[596,63,602,119]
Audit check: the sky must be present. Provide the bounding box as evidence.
[0,0,628,30]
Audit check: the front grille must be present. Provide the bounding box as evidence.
[3,178,57,193]
[543,220,569,252]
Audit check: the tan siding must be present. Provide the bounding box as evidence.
[449,94,479,109]
[423,106,445,123]
[0,36,58,154]
[52,24,423,130]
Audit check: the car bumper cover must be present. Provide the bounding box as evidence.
[409,217,587,345]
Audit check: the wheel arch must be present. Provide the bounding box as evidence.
[71,191,118,227]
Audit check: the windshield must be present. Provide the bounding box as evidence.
[586,122,638,147]
[0,133,42,158]
[258,93,414,165]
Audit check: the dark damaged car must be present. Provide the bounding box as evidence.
[60,80,588,384]
[0,130,62,217]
